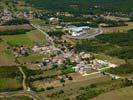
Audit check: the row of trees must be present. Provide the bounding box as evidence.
[0,29,31,35]
[0,66,20,78]
[3,18,30,25]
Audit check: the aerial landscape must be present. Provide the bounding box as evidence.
[0,0,133,100]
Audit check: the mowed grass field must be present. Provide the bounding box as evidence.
[91,86,133,100]
[103,22,133,33]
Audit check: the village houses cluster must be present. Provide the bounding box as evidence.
[27,45,117,75]
[0,9,12,25]
[0,9,33,25]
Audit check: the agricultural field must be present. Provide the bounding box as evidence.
[94,53,125,65]
[92,86,133,100]
[1,34,33,46]
[0,78,22,92]
[37,74,132,100]
[102,16,130,21]
[0,50,16,66]
[103,22,133,33]
[0,42,16,66]
[0,66,22,92]
[0,24,33,32]
[38,74,108,99]
[19,54,45,64]
[0,29,47,47]
[30,19,46,25]
[0,96,33,100]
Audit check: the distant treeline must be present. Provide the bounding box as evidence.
[25,0,133,15]
[60,17,127,27]
[3,18,30,25]
[0,29,31,35]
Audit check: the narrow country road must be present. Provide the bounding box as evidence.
[18,67,27,90]
[0,67,44,100]
[30,23,65,54]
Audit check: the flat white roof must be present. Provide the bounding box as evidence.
[66,26,90,32]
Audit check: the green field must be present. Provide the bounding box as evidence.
[62,66,74,74]
[1,29,46,47]
[0,96,33,100]
[0,49,16,66]
[92,86,133,100]
[0,42,16,66]
[30,19,46,25]
[2,34,33,46]
[94,53,125,65]
[0,66,22,92]
[19,54,45,64]
[0,78,22,92]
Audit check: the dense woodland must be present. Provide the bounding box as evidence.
[47,31,65,37]
[107,63,133,75]
[75,30,133,60]
[25,0,133,15]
